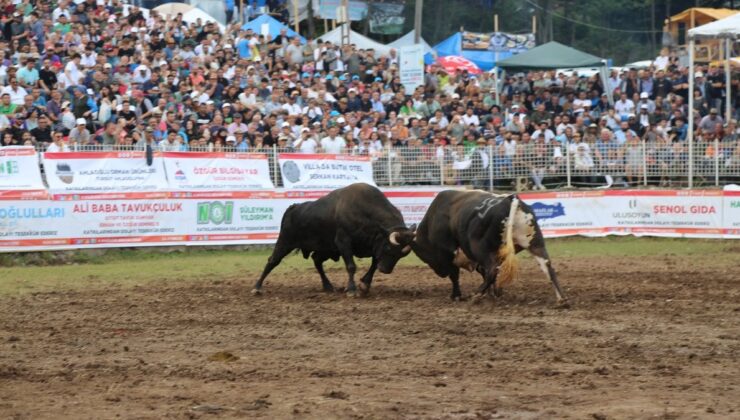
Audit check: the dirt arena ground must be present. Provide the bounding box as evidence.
[1,252,739,419]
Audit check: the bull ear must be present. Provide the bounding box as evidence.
[389,231,401,246]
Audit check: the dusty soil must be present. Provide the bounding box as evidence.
[1,255,739,419]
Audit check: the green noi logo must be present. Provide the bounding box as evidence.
[197,201,234,225]
[0,160,19,175]
[731,200,740,209]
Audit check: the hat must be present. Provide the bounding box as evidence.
[281,122,290,128]
[476,138,486,145]
[588,123,598,128]
[348,88,357,94]
[226,135,236,142]
[301,127,310,133]
[145,127,154,132]
[103,63,112,69]
[452,93,460,99]
[374,77,382,82]
[337,117,346,124]
[695,72,704,78]
[222,103,231,108]
[76,118,86,125]
[640,104,649,109]
[301,72,310,78]
[710,108,718,114]
[338,75,347,81]
[640,92,648,99]
[205,100,214,105]
[329,110,340,117]
[314,72,321,78]
[326,74,334,80]
[352,75,360,80]
[511,104,520,109]
[60,101,71,110]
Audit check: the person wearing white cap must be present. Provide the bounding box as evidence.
[638,91,655,114]
[68,118,91,145]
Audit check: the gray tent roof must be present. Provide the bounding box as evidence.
[497,41,605,70]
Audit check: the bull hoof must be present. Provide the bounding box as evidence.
[492,287,504,297]
[451,294,463,302]
[322,286,336,293]
[357,282,370,297]
[555,298,571,309]
[470,293,487,304]
[346,290,358,298]
[251,288,263,296]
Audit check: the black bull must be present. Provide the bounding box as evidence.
[411,190,567,303]
[252,183,416,297]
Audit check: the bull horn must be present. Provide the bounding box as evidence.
[389,231,401,246]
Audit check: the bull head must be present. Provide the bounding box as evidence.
[388,224,417,253]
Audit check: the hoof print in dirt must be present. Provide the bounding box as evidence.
[208,351,239,362]
[323,390,349,400]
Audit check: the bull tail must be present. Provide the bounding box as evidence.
[496,197,520,288]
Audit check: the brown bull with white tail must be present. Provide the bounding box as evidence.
[411,190,567,303]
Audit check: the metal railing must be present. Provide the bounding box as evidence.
[33,141,740,190]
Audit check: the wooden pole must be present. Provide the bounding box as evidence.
[293,0,300,34]
[324,19,328,33]
[239,0,244,25]
[494,14,498,32]
[532,15,536,34]
[414,0,423,44]
[332,19,336,30]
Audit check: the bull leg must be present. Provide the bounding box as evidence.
[341,254,358,297]
[357,257,378,297]
[334,232,358,298]
[476,266,499,298]
[252,243,293,295]
[312,253,335,293]
[449,267,462,301]
[529,246,567,304]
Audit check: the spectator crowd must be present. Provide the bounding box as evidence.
[0,1,738,188]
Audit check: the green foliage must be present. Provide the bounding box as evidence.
[394,0,730,65]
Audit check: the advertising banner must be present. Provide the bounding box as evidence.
[163,152,274,190]
[0,189,441,252]
[317,0,367,21]
[520,190,726,238]
[0,189,738,252]
[722,189,740,237]
[278,153,375,189]
[462,31,535,53]
[43,152,169,193]
[399,44,425,93]
[0,147,45,191]
[368,2,405,35]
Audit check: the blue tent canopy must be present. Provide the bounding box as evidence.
[426,32,514,71]
[241,14,306,43]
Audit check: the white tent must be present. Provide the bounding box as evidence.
[153,3,225,32]
[687,13,740,39]
[318,24,392,56]
[388,30,433,55]
[686,13,739,188]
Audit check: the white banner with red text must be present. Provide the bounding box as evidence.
[0,189,738,252]
[0,190,441,252]
[0,147,46,194]
[278,153,375,189]
[162,152,274,190]
[42,151,169,193]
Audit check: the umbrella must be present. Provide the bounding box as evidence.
[436,56,482,75]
